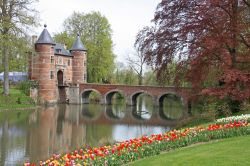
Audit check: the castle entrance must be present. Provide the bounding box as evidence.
[57,70,63,86]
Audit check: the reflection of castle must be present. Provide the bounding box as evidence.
[28,25,87,104]
[28,105,87,163]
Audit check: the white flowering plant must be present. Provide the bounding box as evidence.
[216,114,250,123]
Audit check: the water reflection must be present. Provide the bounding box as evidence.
[0,101,185,165]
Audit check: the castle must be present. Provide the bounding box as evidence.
[28,25,87,104]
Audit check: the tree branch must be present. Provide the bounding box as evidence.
[242,0,250,8]
[240,34,250,48]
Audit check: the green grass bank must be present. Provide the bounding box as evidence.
[129,135,250,166]
[0,87,36,110]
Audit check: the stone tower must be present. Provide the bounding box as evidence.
[70,34,87,84]
[35,25,57,104]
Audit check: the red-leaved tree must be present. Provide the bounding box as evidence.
[136,0,250,105]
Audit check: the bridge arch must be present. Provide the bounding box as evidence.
[81,89,102,104]
[104,89,125,105]
[158,93,184,119]
[130,91,154,106]
[158,93,184,107]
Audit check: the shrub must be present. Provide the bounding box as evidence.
[17,81,31,96]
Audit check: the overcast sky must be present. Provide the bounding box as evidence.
[34,0,161,62]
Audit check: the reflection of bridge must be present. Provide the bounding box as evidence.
[79,83,191,113]
[79,105,182,127]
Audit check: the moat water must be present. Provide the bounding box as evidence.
[0,96,185,165]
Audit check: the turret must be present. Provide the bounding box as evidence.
[35,25,57,103]
[70,34,87,84]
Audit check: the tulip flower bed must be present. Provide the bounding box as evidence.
[24,121,250,166]
[216,114,250,123]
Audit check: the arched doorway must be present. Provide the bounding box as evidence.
[57,70,63,86]
[57,70,66,103]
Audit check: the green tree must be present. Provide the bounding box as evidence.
[143,70,158,86]
[0,0,38,95]
[9,37,31,71]
[54,31,74,50]
[55,11,115,83]
[114,66,138,85]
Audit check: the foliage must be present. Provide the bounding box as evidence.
[25,120,250,165]
[136,0,250,102]
[112,62,160,86]
[16,81,36,96]
[55,11,115,83]
[16,81,29,95]
[0,0,38,95]
[202,99,232,118]
[240,100,250,112]
[53,31,74,50]
[0,37,31,72]
[143,70,159,86]
[113,67,138,85]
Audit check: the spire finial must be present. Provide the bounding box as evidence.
[44,24,47,28]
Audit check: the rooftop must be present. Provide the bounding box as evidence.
[35,24,55,45]
[70,34,87,51]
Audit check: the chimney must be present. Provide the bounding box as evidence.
[32,35,37,45]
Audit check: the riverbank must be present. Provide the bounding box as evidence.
[0,87,36,111]
[128,135,250,166]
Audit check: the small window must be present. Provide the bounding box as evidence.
[68,59,70,66]
[50,71,54,79]
[84,60,87,66]
[56,48,62,54]
[84,73,87,81]
[58,57,63,65]
[50,56,54,63]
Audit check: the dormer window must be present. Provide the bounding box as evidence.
[56,48,62,54]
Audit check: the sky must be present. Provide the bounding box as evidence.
[34,0,161,62]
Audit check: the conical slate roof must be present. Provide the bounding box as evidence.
[70,34,87,51]
[35,24,55,45]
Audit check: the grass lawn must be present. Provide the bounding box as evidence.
[129,136,250,166]
[0,87,36,110]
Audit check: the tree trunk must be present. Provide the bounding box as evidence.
[138,69,143,85]
[2,46,9,95]
[0,121,9,166]
[231,0,238,67]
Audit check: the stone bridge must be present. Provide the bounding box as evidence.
[79,83,191,113]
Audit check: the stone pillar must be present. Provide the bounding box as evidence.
[66,86,80,104]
